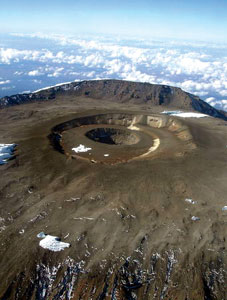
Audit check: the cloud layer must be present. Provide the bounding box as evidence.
[0,33,226,111]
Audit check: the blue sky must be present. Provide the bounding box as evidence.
[1,0,227,42]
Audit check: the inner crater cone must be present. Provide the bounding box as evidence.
[61,124,154,164]
[85,128,140,145]
[51,112,195,164]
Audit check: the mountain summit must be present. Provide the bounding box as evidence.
[0,79,226,299]
[1,79,226,120]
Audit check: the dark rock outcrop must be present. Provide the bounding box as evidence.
[0,80,226,120]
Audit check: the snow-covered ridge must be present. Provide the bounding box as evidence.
[162,110,209,118]
[32,80,80,93]
[31,78,110,94]
[0,143,16,165]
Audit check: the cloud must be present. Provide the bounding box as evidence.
[32,79,42,84]
[47,67,64,77]
[1,33,227,111]
[28,70,44,76]
[0,48,43,64]
[206,98,227,111]
[1,86,12,90]
[14,71,23,75]
[0,80,10,85]
[219,90,227,97]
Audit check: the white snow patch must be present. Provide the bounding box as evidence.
[104,154,109,157]
[134,248,143,255]
[222,206,227,211]
[64,233,69,239]
[37,232,46,238]
[72,144,92,153]
[32,81,78,93]
[0,144,16,165]
[37,232,70,252]
[128,124,141,131]
[162,111,209,118]
[191,216,200,221]
[73,216,94,221]
[185,198,196,204]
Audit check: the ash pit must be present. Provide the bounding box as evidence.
[85,128,140,145]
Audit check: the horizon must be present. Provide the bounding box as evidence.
[0,32,226,111]
[1,0,227,43]
[0,1,226,111]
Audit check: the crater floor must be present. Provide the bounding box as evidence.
[51,112,195,165]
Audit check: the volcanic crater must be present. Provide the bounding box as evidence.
[0,80,226,300]
[50,112,195,164]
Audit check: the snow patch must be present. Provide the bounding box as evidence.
[0,143,16,165]
[104,154,109,157]
[185,198,196,204]
[162,111,209,118]
[37,232,46,238]
[222,206,227,211]
[32,81,79,93]
[37,232,70,252]
[72,144,92,153]
[128,125,141,131]
[191,216,200,221]
[73,216,94,221]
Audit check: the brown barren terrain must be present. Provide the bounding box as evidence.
[0,81,226,299]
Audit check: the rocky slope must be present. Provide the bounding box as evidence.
[0,81,226,299]
[0,80,226,120]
